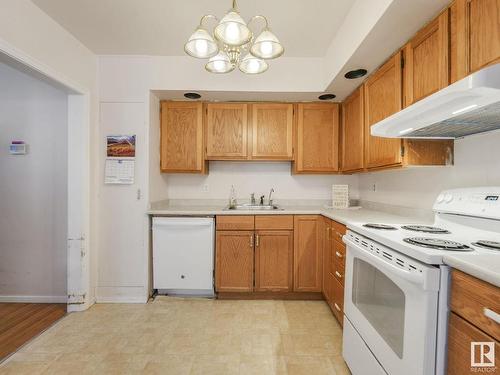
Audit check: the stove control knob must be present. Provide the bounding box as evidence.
[436,194,445,203]
[444,193,454,203]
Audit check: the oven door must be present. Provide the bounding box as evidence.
[343,235,440,375]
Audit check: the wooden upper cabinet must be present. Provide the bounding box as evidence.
[251,103,293,160]
[364,53,404,169]
[215,230,254,292]
[160,101,206,173]
[404,10,450,106]
[452,0,500,81]
[254,230,293,292]
[293,215,323,292]
[341,86,365,173]
[206,103,248,160]
[294,103,340,173]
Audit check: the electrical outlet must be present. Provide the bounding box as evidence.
[202,184,209,193]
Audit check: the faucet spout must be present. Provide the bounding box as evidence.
[268,188,275,206]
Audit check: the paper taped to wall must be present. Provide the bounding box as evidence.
[105,159,135,184]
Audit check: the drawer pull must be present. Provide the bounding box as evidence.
[256,234,260,247]
[484,308,500,324]
[337,232,343,239]
[334,303,341,312]
[335,251,343,258]
[250,235,254,248]
[335,271,342,278]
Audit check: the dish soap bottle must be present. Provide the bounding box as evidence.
[229,185,237,209]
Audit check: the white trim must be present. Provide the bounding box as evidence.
[95,286,149,304]
[0,295,68,303]
[95,296,148,304]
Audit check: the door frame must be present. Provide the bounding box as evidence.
[0,38,92,312]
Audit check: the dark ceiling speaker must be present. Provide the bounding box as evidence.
[344,69,368,79]
[318,93,336,101]
[184,92,202,99]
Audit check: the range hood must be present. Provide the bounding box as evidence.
[371,63,500,139]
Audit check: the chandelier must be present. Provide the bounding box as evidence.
[184,0,284,74]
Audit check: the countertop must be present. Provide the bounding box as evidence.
[147,202,425,227]
[148,200,499,286]
[443,253,500,287]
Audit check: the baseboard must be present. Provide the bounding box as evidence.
[0,295,67,303]
[95,286,148,304]
[217,292,324,300]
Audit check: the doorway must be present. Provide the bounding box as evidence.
[0,51,90,360]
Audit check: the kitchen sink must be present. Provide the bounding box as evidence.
[225,204,283,211]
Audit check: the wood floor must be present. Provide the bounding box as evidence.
[0,303,66,361]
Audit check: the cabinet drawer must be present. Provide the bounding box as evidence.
[333,266,344,286]
[255,215,294,230]
[216,216,255,230]
[447,312,499,375]
[332,278,344,326]
[450,270,500,341]
[333,239,346,257]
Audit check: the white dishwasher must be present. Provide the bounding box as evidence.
[152,217,215,297]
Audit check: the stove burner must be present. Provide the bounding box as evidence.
[472,240,500,250]
[363,224,398,230]
[403,237,473,251]
[401,225,450,234]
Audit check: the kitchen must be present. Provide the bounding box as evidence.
[0,0,499,374]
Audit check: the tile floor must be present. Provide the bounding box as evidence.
[0,297,351,375]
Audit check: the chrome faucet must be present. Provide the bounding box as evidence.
[268,188,275,206]
[251,193,256,205]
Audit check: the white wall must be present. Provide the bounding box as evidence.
[358,131,500,209]
[0,0,98,308]
[0,62,68,301]
[164,162,359,202]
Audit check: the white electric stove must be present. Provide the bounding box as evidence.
[342,187,500,375]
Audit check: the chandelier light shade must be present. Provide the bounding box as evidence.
[250,29,284,59]
[214,11,252,46]
[184,27,219,59]
[184,0,284,74]
[239,53,268,74]
[206,51,235,74]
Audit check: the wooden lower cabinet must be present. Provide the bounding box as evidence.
[447,313,499,374]
[447,270,500,374]
[294,215,323,292]
[215,230,254,292]
[255,230,293,292]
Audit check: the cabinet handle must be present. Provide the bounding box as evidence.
[335,251,343,258]
[250,235,254,248]
[336,232,343,239]
[326,227,331,240]
[334,303,341,312]
[484,308,500,324]
[256,234,260,247]
[335,271,342,278]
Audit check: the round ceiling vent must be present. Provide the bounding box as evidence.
[184,92,202,99]
[344,69,368,79]
[318,93,336,101]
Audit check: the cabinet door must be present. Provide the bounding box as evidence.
[206,103,248,160]
[251,103,293,160]
[254,230,293,292]
[447,313,499,374]
[454,0,500,80]
[293,215,323,292]
[341,87,365,172]
[295,103,339,173]
[364,53,404,169]
[404,11,450,106]
[215,231,254,292]
[160,101,205,173]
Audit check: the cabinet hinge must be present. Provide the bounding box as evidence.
[401,57,405,69]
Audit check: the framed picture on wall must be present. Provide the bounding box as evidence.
[106,135,136,158]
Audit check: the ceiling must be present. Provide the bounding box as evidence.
[31,0,354,57]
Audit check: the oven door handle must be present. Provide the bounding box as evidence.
[345,237,425,287]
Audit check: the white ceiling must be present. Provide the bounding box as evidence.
[31,0,355,57]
